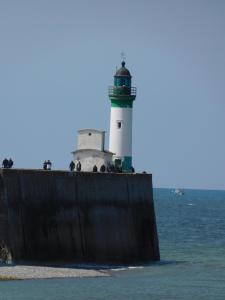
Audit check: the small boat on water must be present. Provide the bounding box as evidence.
[173,189,184,196]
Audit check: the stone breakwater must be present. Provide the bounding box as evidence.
[0,169,159,264]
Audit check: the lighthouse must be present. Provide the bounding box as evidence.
[109,61,136,172]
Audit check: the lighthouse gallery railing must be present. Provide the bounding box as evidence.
[108,86,137,96]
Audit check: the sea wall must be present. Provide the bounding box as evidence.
[0,169,159,264]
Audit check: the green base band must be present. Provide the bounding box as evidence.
[113,156,132,172]
[122,156,132,171]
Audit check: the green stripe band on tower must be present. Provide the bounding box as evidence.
[110,99,133,108]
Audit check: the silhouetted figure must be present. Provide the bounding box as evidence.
[115,165,122,173]
[100,164,106,172]
[93,165,98,172]
[69,161,75,171]
[131,167,135,173]
[47,160,52,170]
[110,164,115,173]
[8,158,13,169]
[142,171,147,174]
[2,158,8,169]
[76,161,81,172]
[43,160,47,170]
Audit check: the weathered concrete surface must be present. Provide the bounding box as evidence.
[0,169,159,264]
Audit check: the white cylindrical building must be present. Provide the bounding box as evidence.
[108,61,136,172]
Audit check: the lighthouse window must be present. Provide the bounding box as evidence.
[117,121,122,129]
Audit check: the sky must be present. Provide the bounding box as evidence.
[0,0,225,190]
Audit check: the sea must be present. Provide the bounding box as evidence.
[0,188,225,300]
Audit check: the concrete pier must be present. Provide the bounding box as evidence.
[0,169,159,264]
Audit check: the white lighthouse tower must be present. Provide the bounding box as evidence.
[108,61,136,172]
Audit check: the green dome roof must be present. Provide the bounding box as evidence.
[115,61,131,77]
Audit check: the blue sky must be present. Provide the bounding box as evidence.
[0,0,225,189]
